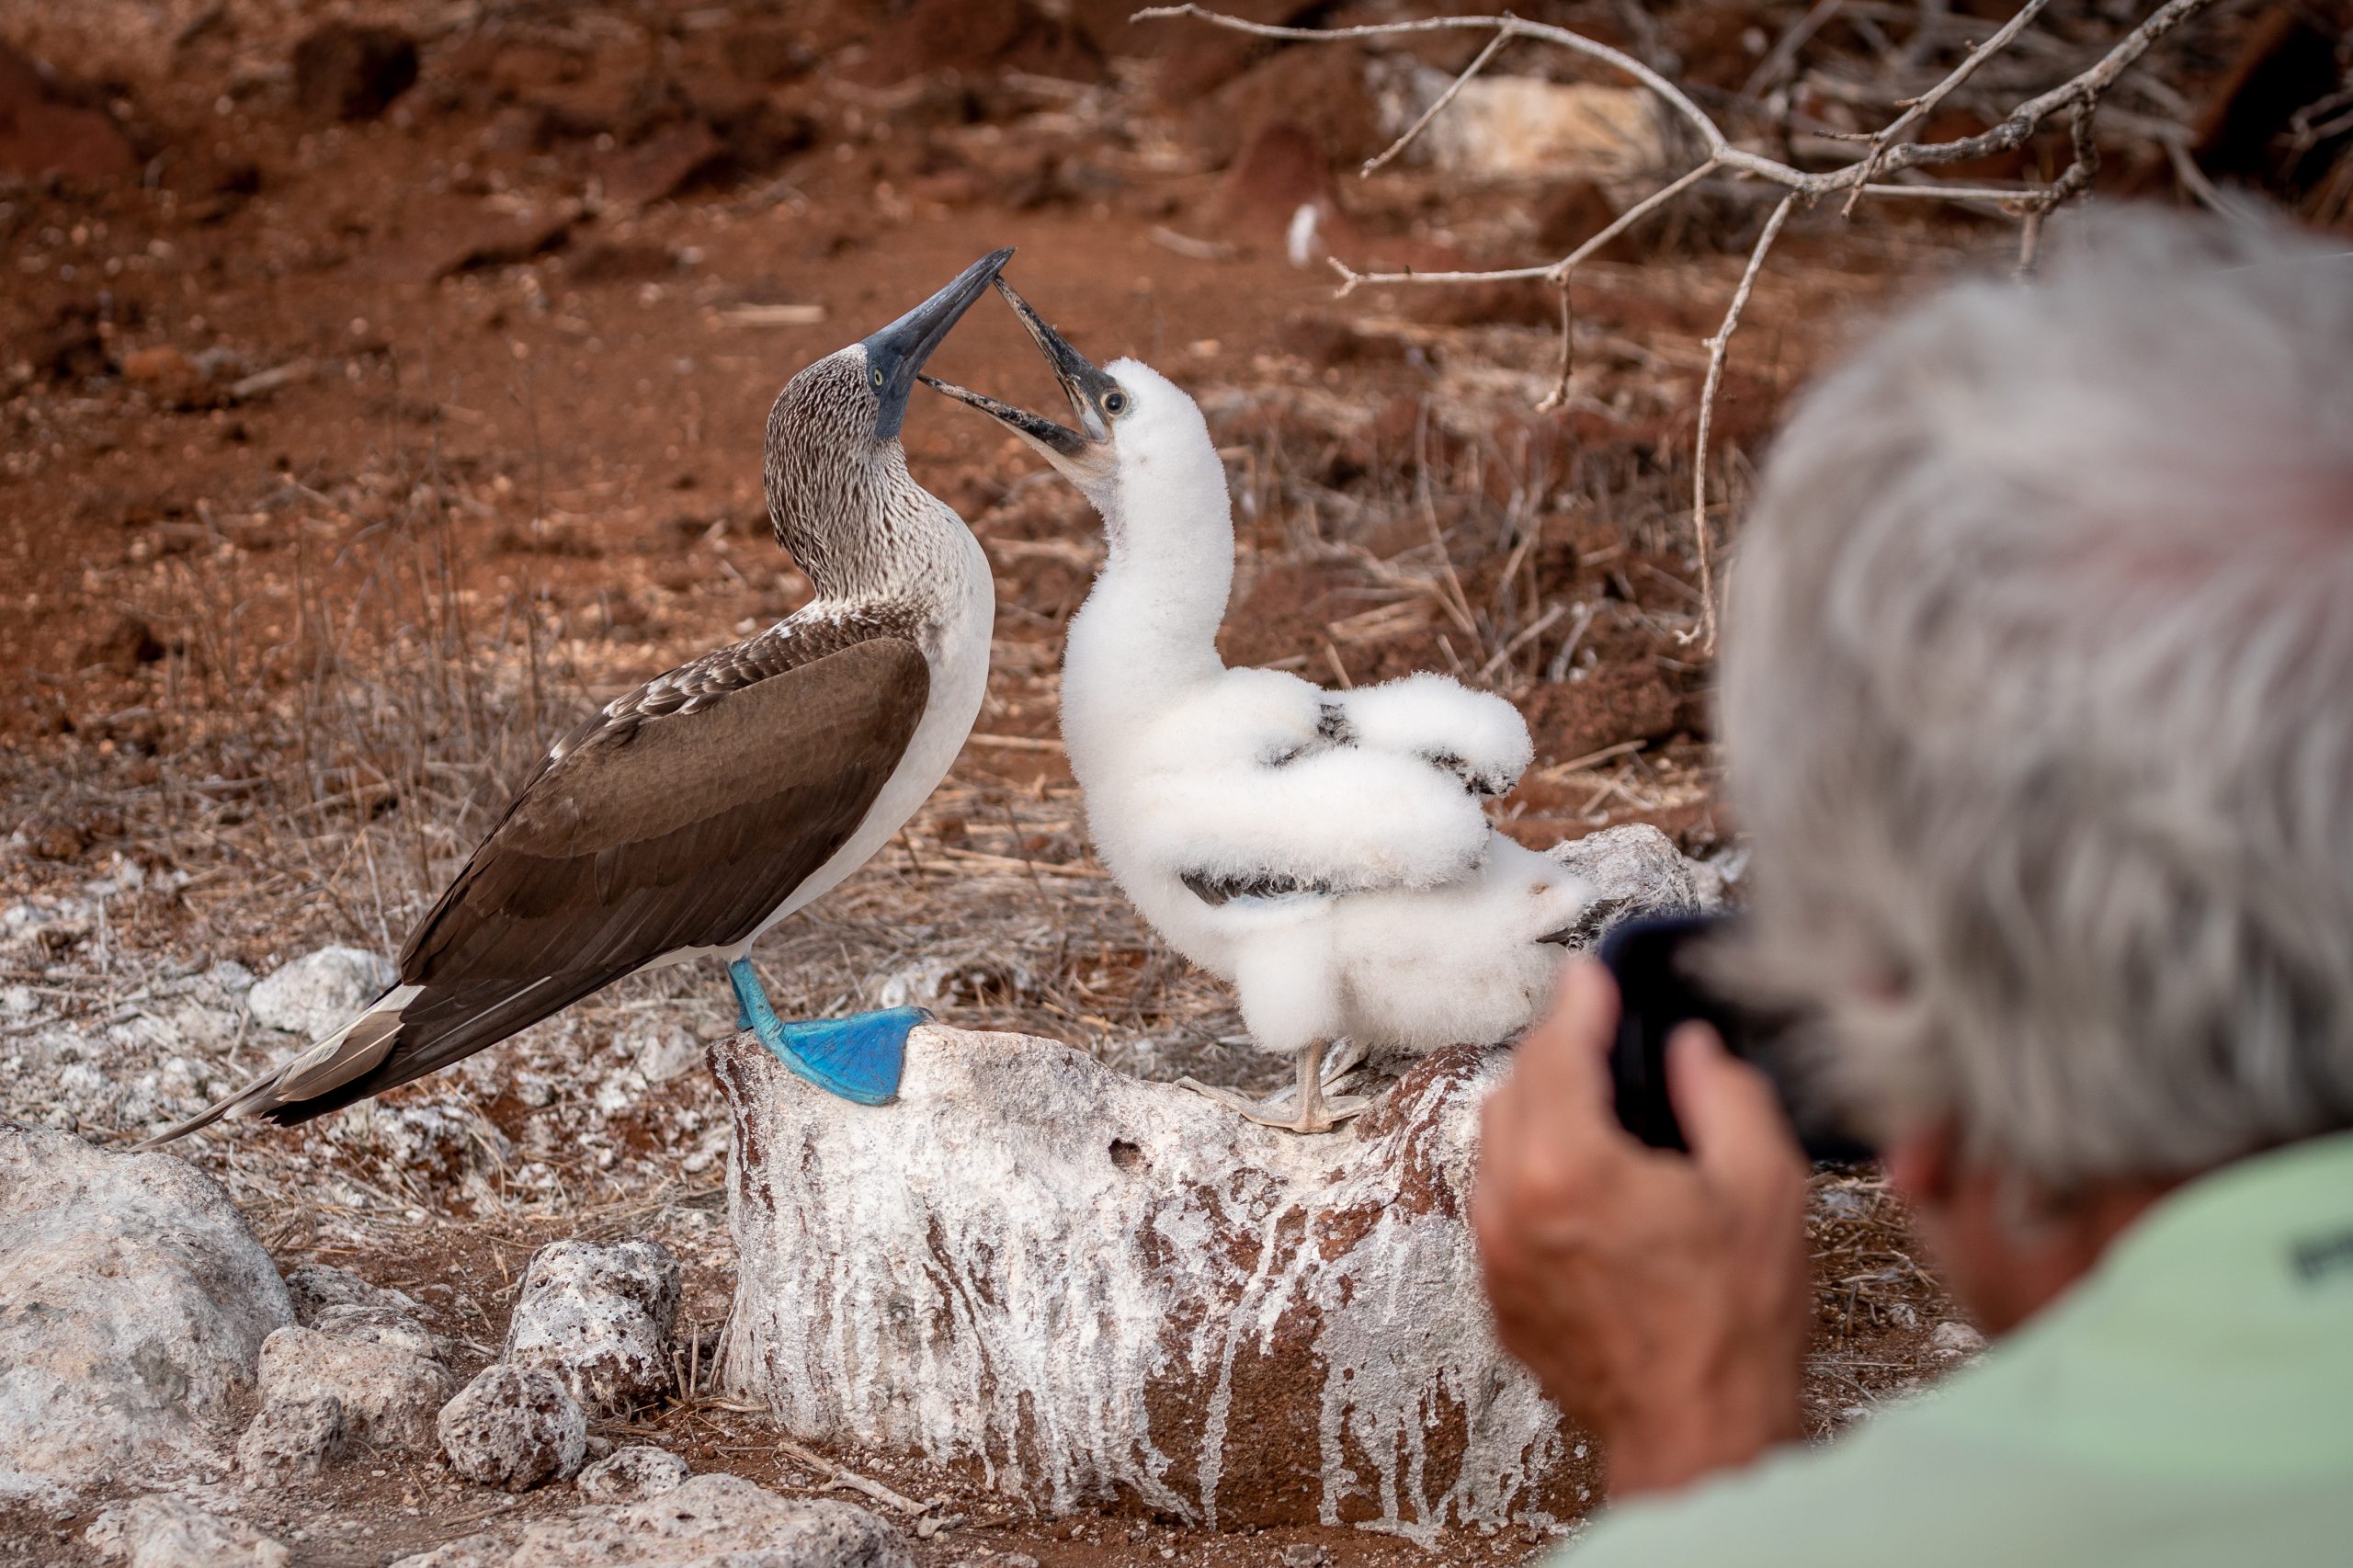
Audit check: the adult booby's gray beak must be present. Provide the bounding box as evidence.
[922,278,1120,485]
[862,246,1015,440]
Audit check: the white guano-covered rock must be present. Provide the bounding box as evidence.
[438,1364,587,1492]
[0,1123,292,1502]
[245,945,395,1040]
[504,1238,679,1418]
[715,1028,1597,1537]
[87,1494,290,1568]
[390,1472,906,1568]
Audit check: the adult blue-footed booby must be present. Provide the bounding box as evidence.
[926,281,1593,1133]
[144,248,1014,1144]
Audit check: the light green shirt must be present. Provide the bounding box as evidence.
[1561,1131,2353,1567]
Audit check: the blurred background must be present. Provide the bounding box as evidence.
[0,0,2345,1516]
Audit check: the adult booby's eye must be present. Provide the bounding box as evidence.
[872,368,885,387]
[1103,390,1128,415]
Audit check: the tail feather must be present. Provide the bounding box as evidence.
[137,969,615,1146]
[135,986,415,1149]
[133,1075,284,1148]
[256,972,598,1127]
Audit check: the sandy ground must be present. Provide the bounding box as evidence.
[4,0,2265,1561]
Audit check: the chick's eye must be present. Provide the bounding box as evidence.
[1103,390,1128,416]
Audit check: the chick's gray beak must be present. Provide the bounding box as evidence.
[862,246,1015,440]
[921,277,1119,464]
[920,382,1090,458]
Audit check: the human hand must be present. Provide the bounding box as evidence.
[1472,958,1813,1497]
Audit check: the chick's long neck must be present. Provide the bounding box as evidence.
[1061,438,1235,780]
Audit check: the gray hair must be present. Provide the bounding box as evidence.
[1722,209,2353,1188]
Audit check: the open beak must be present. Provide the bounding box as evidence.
[861,246,1015,440]
[922,277,1119,481]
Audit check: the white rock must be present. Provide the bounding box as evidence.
[0,895,95,954]
[574,1444,690,1502]
[0,1124,292,1502]
[592,1067,649,1115]
[391,1472,905,1568]
[1544,824,1724,948]
[1372,59,1670,185]
[87,1494,289,1568]
[236,1394,348,1483]
[631,1023,703,1084]
[505,1239,680,1418]
[245,946,395,1040]
[1929,1321,1988,1357]
[438,1364,587,1492]
[714,1028,1596,1536]
[254,1309,450,1452]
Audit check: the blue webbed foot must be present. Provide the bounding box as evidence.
[726,958,918,1106]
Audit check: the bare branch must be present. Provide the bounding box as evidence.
[1549,159,1725,276]
[1688,195,1794,654]
[1328,158,1722,294]
[1740,0,1848,101]
[1856,180,2031,202]
[2032,97,2106,214]
[1142,0,2227,657]
[1843,0,2052,214]
[1328,256,1554,294]
[1536,277,1574,415]
[2015,208,2046,278]
[1145,0,2221,213]
[2163,134,2236,218]
[1872,0,2222,181]
[1362,25,1514,177]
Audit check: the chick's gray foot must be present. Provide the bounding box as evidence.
[1178,1039,1370,1135]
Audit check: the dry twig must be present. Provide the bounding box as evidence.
[1685,193,1792,645]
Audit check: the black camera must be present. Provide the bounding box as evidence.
[1597,914,1872,1164]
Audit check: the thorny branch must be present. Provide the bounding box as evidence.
[1137,0,2224,653]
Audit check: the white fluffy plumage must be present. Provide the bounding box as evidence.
[1008,353,1592,1129]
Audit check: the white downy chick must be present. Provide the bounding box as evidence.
[925,281,1590,1131]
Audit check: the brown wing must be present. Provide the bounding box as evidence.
[142,635,933,1140]
[400,635,930,987]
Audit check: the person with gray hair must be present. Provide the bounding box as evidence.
[1472,208,2353,1566]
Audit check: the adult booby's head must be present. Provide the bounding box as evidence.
[766,247,1012,591]
[921,278,1198,516]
